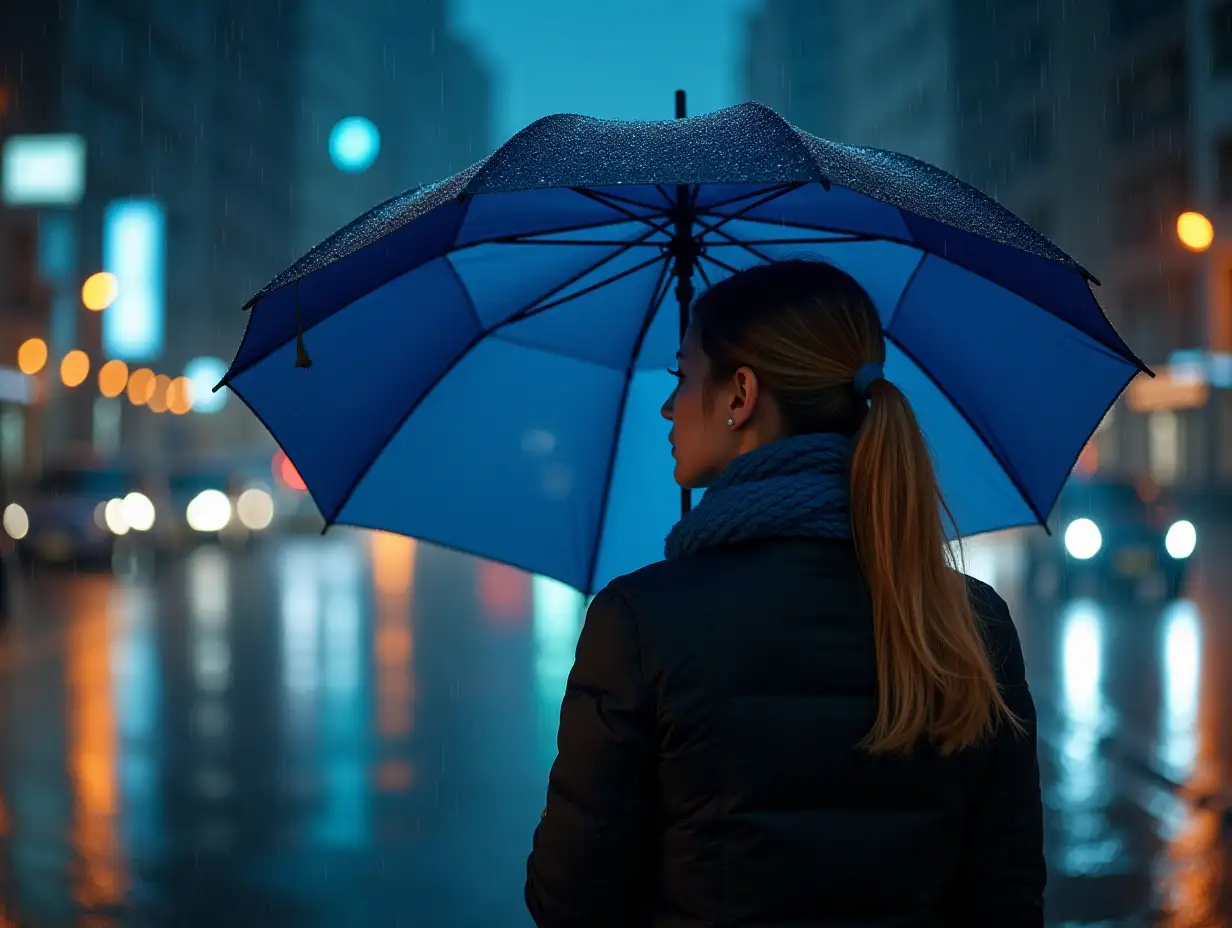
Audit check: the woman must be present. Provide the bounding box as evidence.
[525,260,1045,926]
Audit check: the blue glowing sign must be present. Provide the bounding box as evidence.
[1,134,86,206]
[329,117,380,173]
[184,357,229,414]
[103,199,165,362]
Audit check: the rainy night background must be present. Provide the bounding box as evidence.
[0,0,1231,924]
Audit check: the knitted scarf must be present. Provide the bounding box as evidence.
[664,431,855,560]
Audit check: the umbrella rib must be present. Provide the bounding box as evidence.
[493,237,667,246]
[703,225,776,265]
[699,234,874,246]
[699,252,744,277]
[500,252,668,324]
[496,227,663,324]
[693,183,804,226]
[654,185,676,207]
[694,256,713,290]
[570,188,678,237]
[585,257,674,594]
[455,214,669,252]
[579,186,676,213]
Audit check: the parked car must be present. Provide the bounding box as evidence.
[14,464,134,568]
[1023,475,1196,604]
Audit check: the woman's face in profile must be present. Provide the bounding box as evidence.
[662,325,738,489]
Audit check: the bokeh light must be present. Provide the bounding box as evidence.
[328,116,380,172]
[183,356,228,413]
[273,449,307,491]
[148,373,171,413]
[60,349,90,387]
[103,498,129,535]
[98,359,129,398]
[81,271,118,311]
[167,376,194,415]
[121,491,156,531]
[1176,211,1214,252]
[17,338,47,375]
[127,367,155,405]
[2,502,29,541]
[236,487,275,530]
[186,489,232,532]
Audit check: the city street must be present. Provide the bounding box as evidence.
[0,524,1228,927]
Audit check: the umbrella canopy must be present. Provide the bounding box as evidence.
[218,100,1148,595]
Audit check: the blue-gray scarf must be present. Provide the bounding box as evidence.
[664,431,855,560]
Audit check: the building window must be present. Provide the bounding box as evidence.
[1218,137,1232,205]
[1112,157,1190,243]
[1213,0,1232,75]
[1148,410,1180,485]
[1110,0,1176,37]
[1109,45,1187,142]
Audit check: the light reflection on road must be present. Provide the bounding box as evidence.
[0,526,1227,924]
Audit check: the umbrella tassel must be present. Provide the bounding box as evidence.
[294,284,313,369]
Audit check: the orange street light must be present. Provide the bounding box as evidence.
[17,337,48,375]
[1177,211,1214,252]
[127,367,155,405]
[98,359,129,398]
[81,271,119,311]
[60,349,90,387]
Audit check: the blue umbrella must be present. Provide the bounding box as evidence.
[217,93,1148,595]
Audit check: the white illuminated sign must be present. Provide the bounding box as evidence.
[1,134,86,206]
[103,199,166,362]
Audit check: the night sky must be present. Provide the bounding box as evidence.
[453,0,757,143]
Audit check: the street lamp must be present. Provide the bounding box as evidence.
[81,271,118,311]
[329,117,380,173]
[1177,211,1215,253]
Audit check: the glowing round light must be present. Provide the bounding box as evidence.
[148,374,171,413]
[1064,518,1102,560]
[186,489,232,532]
[167,376,194,415]
[104,498,130,535]
[98,359,129,398]
[60,349,90,387]
[81,271,118,311]
[2,503,29,540]
[273,449,307,491]
[328,116,380,173]
[120,491,155,532]
[183,357,228,414]
[127,367,155,405]
[236,487,275,530]
[1165,520,1196,559]
[17,338,47,375]
[1177,212,1214,252]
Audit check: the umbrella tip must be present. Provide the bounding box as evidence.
[675,90,687,119]
[295,332,313,369]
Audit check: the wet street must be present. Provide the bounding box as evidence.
[0,525,1229,926]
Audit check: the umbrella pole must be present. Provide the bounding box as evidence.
[674,89,694,518]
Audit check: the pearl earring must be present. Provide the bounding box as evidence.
[727,417,735,427]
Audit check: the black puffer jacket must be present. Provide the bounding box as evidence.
[525,537,1045,927]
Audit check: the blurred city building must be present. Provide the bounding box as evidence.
[0,0,491,480]
[745,0,1232,504]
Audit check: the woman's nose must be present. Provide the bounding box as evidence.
[661,391,675,421]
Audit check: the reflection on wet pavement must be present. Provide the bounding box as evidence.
[0,527,1228,924]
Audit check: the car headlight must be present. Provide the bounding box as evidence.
[121,492,156,532]
[1064,518,1102,560]
[236,487,275,531]
[186,490,232,532]
[1165,520,1196,559]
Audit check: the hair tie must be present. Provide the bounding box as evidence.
[852,362,884,399]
